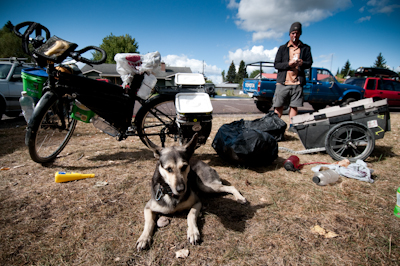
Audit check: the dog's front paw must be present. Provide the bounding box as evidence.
[136,236,151,251]
[187,227,200,245]
[236,195,247,204]
[237,196,248,205]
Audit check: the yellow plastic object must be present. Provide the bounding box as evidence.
[55,172,95,183]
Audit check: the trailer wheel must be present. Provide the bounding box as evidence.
[340,97,356,107]
[324,121,375,162]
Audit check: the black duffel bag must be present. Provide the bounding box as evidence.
[243,112,287,141]
[212,116,280,166]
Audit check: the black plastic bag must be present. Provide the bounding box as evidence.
[244,112,287,141]
[212,119,278,166]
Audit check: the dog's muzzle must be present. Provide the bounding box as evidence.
[176,183,185,194]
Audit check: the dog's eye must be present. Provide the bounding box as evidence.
[181,165,188,172]
[166,167,173,173]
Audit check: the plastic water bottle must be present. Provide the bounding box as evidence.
[90,116,119,137]
[394,187,400,218]
[19,91,35,122]
[312,170,339,186]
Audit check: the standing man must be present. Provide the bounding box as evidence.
[273,22,313,132]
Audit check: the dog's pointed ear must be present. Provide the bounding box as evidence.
[145,139,162,159]
[184,133,198,157]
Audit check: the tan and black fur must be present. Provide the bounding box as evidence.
[136,134,247,251]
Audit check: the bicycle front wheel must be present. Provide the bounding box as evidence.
[135,94,178,148]
[26,92,77,163]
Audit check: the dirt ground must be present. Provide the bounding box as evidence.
[0,113,399,265]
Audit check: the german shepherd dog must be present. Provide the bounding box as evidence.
[136,134,247,251]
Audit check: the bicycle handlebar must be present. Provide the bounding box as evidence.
[70,46,107,65]
[14,21,107,65]
[14,21,51,39]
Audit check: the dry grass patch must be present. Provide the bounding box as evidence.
[0,113,399,265]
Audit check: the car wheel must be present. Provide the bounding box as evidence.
[0,100,5,120]
[341,97,356,107]
[5,111,22,118]
[311,103,326,111]
[256,100,272,113]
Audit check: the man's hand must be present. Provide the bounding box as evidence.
[289,59,297,67]
[296,59,303,66]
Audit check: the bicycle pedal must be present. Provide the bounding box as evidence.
[125,126,137,136]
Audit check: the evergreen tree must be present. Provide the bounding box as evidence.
[340,60,351,76]
[0,21,29,59]
[235,60,247,83]
[93,33,139,64]
[372,53,387,68]
[221,70,225,82]
[226,61,236,83]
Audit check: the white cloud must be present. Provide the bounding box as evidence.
[356,16,371,23]
[228,45,278,63]
[367,0,400,14]
[227,0,239,9]
[231,0,352,41]
[163,54,223,84]
[227,45,278,73]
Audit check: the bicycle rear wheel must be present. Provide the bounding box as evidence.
[135,94,178,148]
[26,92,77,163]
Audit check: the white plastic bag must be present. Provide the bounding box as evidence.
[137,73,157,99]
[114,51,161,88]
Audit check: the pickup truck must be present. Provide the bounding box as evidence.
[344,67,400,107]
[242,61,365,113]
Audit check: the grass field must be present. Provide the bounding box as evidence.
[0,113,399,265]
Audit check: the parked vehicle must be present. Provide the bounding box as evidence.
[14,21,212,163]
[242,61,365,113]
[0,58,33,119]
[344,67,400,107]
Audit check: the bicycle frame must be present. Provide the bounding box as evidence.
[40,63,145,131]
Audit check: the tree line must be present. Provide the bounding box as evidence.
[336,53,394,79]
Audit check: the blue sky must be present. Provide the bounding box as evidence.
[1,0,400,84]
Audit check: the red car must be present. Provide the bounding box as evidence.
[344,67,400,107]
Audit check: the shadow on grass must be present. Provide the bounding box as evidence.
[194,152,284,173]
[42,148,155,169]
[368,144,399,163]
[151,196,269,240]
[199,196,270,233]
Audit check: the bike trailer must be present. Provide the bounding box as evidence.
[175,92,213,145]
[291,98,390,150]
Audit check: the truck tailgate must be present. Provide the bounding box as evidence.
[243,79,258,96]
